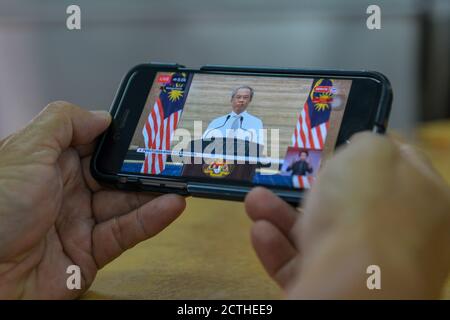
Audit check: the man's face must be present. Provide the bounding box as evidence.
[231,88,252,114]
[300,152,308,161]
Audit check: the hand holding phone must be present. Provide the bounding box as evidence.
[91,63,392,204]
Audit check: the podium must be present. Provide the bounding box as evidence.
[179,138,263,182]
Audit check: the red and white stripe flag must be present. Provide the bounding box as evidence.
[141,72,190,174]
[141,98,182,174]
[291,102,329,150]
[292,79,333,150]
[292,175,315,189]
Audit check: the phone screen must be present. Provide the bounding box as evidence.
[119,71,353,190]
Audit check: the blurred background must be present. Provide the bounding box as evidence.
[0,0,449,138]
[1,0,450,299]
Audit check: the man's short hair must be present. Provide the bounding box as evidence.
[231,86,254,100]
[300,150,309,156]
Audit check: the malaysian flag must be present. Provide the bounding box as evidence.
[141,72,191,174]
[292,79,334,150]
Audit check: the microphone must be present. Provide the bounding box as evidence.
[222,114,232,127]
[238,116,258,145]
[203,115,231,138]
[239,116,250,132]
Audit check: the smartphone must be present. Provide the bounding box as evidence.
[91,63,392,205]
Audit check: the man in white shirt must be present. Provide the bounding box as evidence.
[202,86,264,146]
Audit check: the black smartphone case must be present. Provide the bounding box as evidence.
[91,62,393,206]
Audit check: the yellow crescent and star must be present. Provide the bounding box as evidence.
[161,72,187,102]
[310,79,334,111]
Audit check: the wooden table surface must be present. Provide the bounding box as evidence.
[83,121,450,299]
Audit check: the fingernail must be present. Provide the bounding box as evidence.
[91,110,111,122]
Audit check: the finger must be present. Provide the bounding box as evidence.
[81,155,103,192]
[92,194,186,268]
[8,101,111,163]
[245,187,299,237]
[386,131,409,144]
[251,220,298,288]
[348,130,376,143]
[347,131,394,150]
[75,139,99,158]
[0,133,12,148]
[92,190,157,223]
[365,133,444,185]
[351,132,439,182]
[385,132,433,166]
[394,140,432,167]
[396,142,449,189]
[334,131,399,170]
